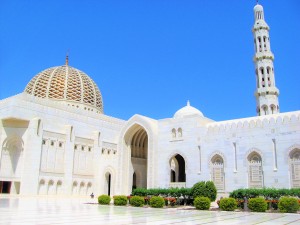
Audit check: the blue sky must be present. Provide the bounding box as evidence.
[0,0,299,121]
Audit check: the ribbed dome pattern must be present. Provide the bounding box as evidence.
[24,65,103,113]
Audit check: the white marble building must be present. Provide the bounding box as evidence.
[0,3,299,197]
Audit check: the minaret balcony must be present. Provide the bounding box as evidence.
[253,52,274,61]
[255,87,280,97]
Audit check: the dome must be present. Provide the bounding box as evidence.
[174,101,204,119]
[254,4,263,12]
[24,64,103,113]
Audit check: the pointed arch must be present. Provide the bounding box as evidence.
[247,149,263,188]
[79,181,86,195]
[209,153,225,191]
[0,135,24,179]
[87,182,93,194]
[72,181,78,195]
[119,115,157,195]
[47,180,55,195]
[287,144,300,188]
[168,152,187,188]
[103,166,116,196]
[38,179,46,195]
[177,128,182,138]
[171,128,176,139]
[208,151,226,167]
[56,180,62,195]
[261,105,268,115]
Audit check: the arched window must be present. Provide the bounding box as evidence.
[87,182,92,194]
[171,128,176,139]
[289,149,300,188]
[72,181,78,195]
[257,107,260,115]
[79,182,86,195]
[211,154,225,191]
[270,104,276,114]
[263,36,267,51]
[262,105,268,115]
[258,37,262,52]
[267,67,271,86]
[177,128,182,138]
[260,67,265,87]
[38,179,46,195]
[56,181,62,195]
[255,69,259,88]
[47,180,55,195]
[247,152,263,188]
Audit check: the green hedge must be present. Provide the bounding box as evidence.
[278,197,299,213]
[150,196,165,208]
[229,188,300,200]
[113,195,128,206]
[248,197,268,212]
[132,187,192,198]
[130,196,145,207]
[98,195,111,205]
[219,198,237,211]
[194,197,211,210]
[191,181,217,201]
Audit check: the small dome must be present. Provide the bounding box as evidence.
[24,64,103,113]
[254,4,263,12]
[174,101,204,119]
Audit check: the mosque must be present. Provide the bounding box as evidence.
[0,3,299,197]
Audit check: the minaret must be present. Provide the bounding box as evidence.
[252,3,280,116]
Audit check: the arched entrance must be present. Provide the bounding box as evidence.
[132,172,137,189]
[169,154,186,187]
[105,172,111,196]
[124,125,148,191]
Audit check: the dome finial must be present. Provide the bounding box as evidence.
[65,50,69,65]
[187,100,190,106]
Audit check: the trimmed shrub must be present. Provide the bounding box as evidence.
[130,196,145,207]
[248,197,267,212]
[98,195,111,205]
[219,198,237,211]
[278,197,299,213]
[150,196,165,208]
[113,195,128,206]
[194,196,211,210]
[191,181,217,201]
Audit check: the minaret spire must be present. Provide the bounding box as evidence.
[65,50,69,66]
[252,3,280,116]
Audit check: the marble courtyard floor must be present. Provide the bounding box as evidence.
[0,196,300,225]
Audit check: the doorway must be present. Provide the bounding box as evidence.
[0,181,12,193]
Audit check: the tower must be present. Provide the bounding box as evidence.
[252,3,279,116]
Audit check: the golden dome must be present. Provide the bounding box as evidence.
[24,65,103,113]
